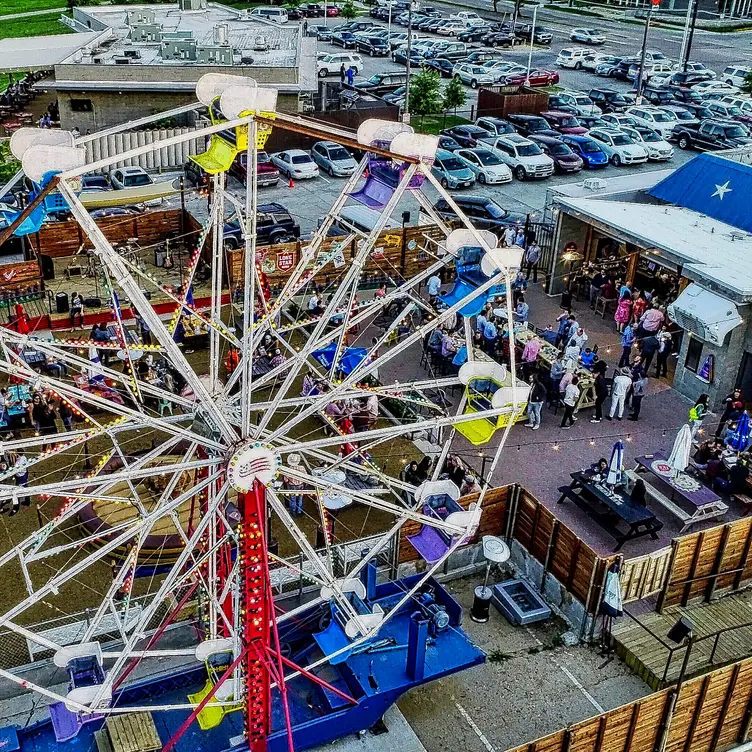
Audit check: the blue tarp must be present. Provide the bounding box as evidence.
[312,343,369,375]
[647,153,752,234]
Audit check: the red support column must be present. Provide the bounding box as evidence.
[239,480,271,751]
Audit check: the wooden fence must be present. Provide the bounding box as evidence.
[477,87,550,118]
[398,485,611,616]
[658,516,752,610]
[504,656,752,752]
[620,547,673,604]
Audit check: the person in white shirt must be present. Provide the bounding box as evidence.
[567,327,588,351]
[523,243,542,283]
[503,226,517,248]
[308,294,323,315]
[608,367,632,421]
[560,375,580,428]
[427,275,441,302]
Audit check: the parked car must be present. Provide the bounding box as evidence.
[110,167,153,189]
[315,26,334,41]
[475,116,516,138]
[513,24,553,45]
[437,20,468,35]
[228,153,281,187]
[480,60,526,81]
[559,134,609,168]
[455,148,513,184]
[540,111,588,135]
[546,94,579,115]
[310,141,358,176]
[356,36,390,56]
[462,50,497,65]
[569,27,606,45]
[693,80,739,95]
[91,206,143,219]
[424,41,469,60]
[431,148,476,188]
[503,68,559,87]
[441,124,494,147]
[270,149,320,179]
[528,135,584,173]
[387,32,419,49]
[555,90,601,116]
[624,105,679,137]
[425,57,455,77]
[660,71,715,88]
[505,113,560,138]
[353,71,408,94]
[611,58,639,81]
[704,101,752,126]
[671,87,705,105]
[489,134,555,180]
[317,52,362,77]
[619,125,674,161]
[451,10,483,25]
[673,61,715,77]
[588,88,629,113]
[458,25,497,43]
[556,48,591,69]
[577,114,610,130]
[481,30,519,48]
[452,63,495,88]
[718,95,752,117]
[626,60,673,82]
[430,195,526,235]
[302,3,325,16]
[676,103,716,121]
[595,60,622,77]
[673,119,752,149]
[331,30,358,48]
[582,53,621,73]
[81,174,111,191]
[641,86,677,106]
[326,5,340,16]
[658,105,698,126]
[587,127,649,166]
[601,112,638,129]
[224,203,301,248]
[437,135,463,151]
[721,64,752,88]
[393,47,424,66]
[382,85,407,105]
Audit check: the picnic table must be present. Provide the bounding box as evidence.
[558,471,663,551]
[104,712,161,752]
[515,328,596,411]
[632,454,728,532]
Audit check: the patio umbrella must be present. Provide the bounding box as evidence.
[667,424,693,475]
[728,411,751,453]
[606,441,624,486]
[312,343,368,376]
[600,560,624,618]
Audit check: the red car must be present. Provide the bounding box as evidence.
[540,110,588,135]
[503,68,559,87]
[326,5,340,16]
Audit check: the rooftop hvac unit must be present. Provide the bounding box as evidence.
[113,57,131,65]
[667,283,742,346]
[583,178,607,191]
[179,0,208,10]
[213,23,230,45]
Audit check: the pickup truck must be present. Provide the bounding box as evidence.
[673,119,752,150]
[451,10,483,26]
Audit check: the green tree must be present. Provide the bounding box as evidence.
[0,141,20,184]
[443,75,467,115]
[741,70,752,95]
[285,0,303,9]
[340,0,358,19]
[408,68,442,119]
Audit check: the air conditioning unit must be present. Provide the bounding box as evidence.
[583,178,607,191]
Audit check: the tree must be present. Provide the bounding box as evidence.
[0,141,20,184]
[741,70,752,95]
[340,0,358,19]
[408,68,442,119]
[443,75,467,115]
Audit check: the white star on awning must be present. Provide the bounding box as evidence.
[712,181,732,200]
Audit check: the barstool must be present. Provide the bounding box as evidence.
[471,535,511,623]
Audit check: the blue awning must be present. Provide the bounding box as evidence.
[647,153,752,235]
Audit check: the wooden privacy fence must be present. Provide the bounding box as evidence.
[658,516,752,610]
[620,547,673,604]
[398,485,612,616]
[504,656,752,752]
[477,87,550,118]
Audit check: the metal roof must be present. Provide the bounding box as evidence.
[0,32,102,73]
[647,152,752,235]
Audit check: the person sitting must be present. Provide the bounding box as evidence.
[427,328,443,353]
[270,349,286,367]
[729,457,749,495]
[630,478,647,506]
[585,458,609,481]
[693,438,721,472]
[460,473,482,496]
[540,325,558,346]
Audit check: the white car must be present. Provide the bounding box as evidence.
[452,63,495,88]
[569,28,606,45]
[692,80,738,95]
[317,52,363,77]
[718,95,752,117]
[582,53,620,73]
[310,141,357,177]
[110,166,153,189]
[451,10,483,25]
[455,148,513,184]
[270,150,319,179]
[489,134,554,180]
[672,61,715,78]
[721,64,752,88]
[556,48,591,69]
[624,105,678,138]
[437,20,467,35]
[601,113,638,129]
[620,125,674,161]
[588,127,649,166]
[480,60,526,81]
[557,90,602,116]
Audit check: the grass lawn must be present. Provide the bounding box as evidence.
[1,0,67,13]
[413,113,470,135]
[0,11,72,39]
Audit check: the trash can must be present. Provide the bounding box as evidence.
[471,585,492,623]
[55,292,69,314]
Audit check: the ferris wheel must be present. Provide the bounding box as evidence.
[0,74,529,752]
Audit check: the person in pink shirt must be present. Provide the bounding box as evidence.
[638,305,665,338]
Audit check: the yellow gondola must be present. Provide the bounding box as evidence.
[187,648,242,730]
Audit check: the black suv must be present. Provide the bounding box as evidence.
[430,196,526,235]
[641,86,676,105]
[505,113,559,138]
[302,3,325,16]
[588,88,629,112]
[440,124,493,147]
[457,25,497,43]
[513,23,553,45]
[356,36,389,56]
[224,203,301,248]
[481,29,518,47]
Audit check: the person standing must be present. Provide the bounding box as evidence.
[689,394,709,438]
[514,294,529,324]
[427,273,441,305]
[560,375,580,429]
[629,373,648,420]
[589,270,605,310]
[637,304,665,339]
[346,66,355,85]
[523,242,542,283]
[503,225,517,248]
[716,388,744,436]
[135,312,152,346]
[608,367,632,421]
[482,316,497,353]
[619,324,635,368]
[525,372,546,430]
[340,62,347,82]
[655,326,672,378]
[284,454,306,516]
[58,399,74,431]
[639,333,660,373]
[70,292,84,330]
[591,365,609,423]
[614,291,632,333]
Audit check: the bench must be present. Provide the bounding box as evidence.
[732,493,752,516]
[625,468,692,529]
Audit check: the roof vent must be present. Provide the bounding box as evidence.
[583,178,607,191]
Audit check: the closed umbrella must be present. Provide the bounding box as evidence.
[606,441,624,486]
[728,412,751,453]
[599,560,623,656]
[667,424,693,475]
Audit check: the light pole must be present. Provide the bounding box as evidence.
[387,1,392,39]
[635,0,659,104]
[682,0,700,72]
[525,4,539,87]
[403,0,416,123]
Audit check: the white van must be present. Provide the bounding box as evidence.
[722,65,752,87]
[250,6,289,23]
[555,48,590,69]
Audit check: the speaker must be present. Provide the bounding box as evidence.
[667,617,693,644]
[84,297,101,308]
[40,254,55,280]
[55,292,69,314]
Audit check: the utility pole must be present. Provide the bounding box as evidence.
[635,0,659,104]
[682,0,700,71]
[525,4,539,87]
[403,0,415,123]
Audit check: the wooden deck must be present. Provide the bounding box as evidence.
[611,589,752,690]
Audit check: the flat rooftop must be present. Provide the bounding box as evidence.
[66,3,299,68]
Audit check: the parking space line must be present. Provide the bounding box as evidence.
[454,700,499,752]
